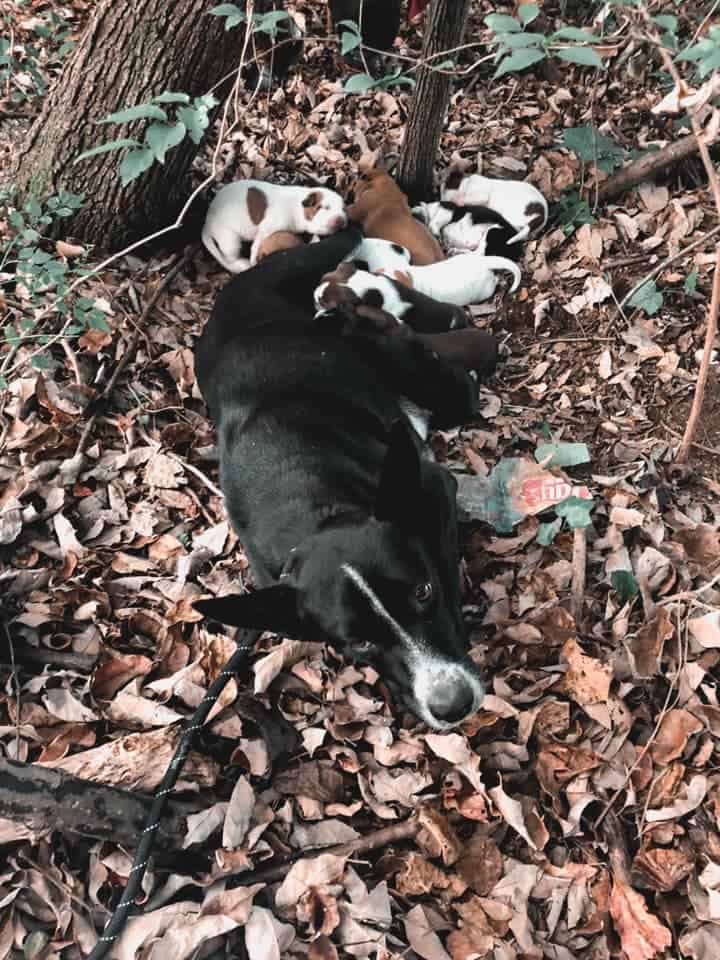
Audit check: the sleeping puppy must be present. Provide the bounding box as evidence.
[344,237,411,273]
[441,171,548,244]
[202,180,347,271]
[347,167,445,265]
[412,201,521,260]
[321,253,521,309]
[315,261,467,331]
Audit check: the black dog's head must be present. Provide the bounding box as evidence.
[195,422,484,729]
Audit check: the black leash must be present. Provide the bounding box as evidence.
[87,628,260,960]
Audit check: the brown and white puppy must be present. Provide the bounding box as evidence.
[255,231,305,261]
[441,171,548,245]
[346,167,445,266]
[314,261,466,332]
[202,180,347,272]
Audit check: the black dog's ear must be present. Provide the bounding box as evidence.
[374,419,424,529]
[194,585,302,636]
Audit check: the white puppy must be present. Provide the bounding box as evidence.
[441,173,548,244]
[413,201,517,257]
[343,237,411,274]
[377,253,522,306]
[202,180,347,272]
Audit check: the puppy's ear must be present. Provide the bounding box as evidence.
[302,191,321,208]
[374,419,424,529]
[194,585,302,635]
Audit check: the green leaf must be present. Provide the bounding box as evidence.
[484,13,522,32]
[101,103,168,124]
[500,32,546,49]
[24,196,42,220]
[152,91,191,104]
[0,376,7,390]
[550,26,598,41]
[144,121,187,163]
[31,354,52,370]
[535,442,591,467]
[628,279,663,316]
[336,19,361,33]
[73,138,141,164]
[177,105,210,144]
[343,72,377,93]
[537,518,562,545]
[562,125,625,173]
[611,569,639,604]
[684,269,698,294]
[518,3,540,25]
[556,46,604,68]
[494,46,546,77]
[555,495,594,529]
[653,14,678,34]
[341,29,362,55]
[209,2,245,28]
[119,147,156,186]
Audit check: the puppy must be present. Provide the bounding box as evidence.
[387,253,522,306]
[344,237,411,273]
[347,167,445,265]
[441,171,548,244]
[315,261,467,331]
[194,227,489,729]
[412,201,521,260]
[202,180,347,271]
[256,231,305,261]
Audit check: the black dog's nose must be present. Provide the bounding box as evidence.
[427,678,475,725]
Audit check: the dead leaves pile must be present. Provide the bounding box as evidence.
[2,0,720,957]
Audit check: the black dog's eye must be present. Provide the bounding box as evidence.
[414,582,433,604]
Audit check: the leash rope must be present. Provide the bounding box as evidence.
[87,629,260,960]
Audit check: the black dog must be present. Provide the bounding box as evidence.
[194,226,494,728]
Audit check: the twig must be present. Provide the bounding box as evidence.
[656,570,720,606]
[676,245,720,463]
[1,622,21,761]
[618,223,720,308]
[61,338,82,386]
[167,452,224,500]
[571,527,587,622]
[232,817,420,886]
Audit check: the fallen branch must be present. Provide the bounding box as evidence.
[598,133,703,203]
[0,757,201,849]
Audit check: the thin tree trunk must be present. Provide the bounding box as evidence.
[396,0,471,203]
[13,0,241,250]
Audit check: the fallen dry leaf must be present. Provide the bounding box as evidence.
[610,875,672,960]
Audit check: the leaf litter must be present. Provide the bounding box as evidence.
[2,0,720,958]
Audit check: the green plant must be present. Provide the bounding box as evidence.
[628,279,663,316]
[0,8,75,103]
[562,125,627,174]
[676,24,720,78]
[485,4,606,78]
[73,92,218,186]
[209,3,294,38]
[551,189,596,236]
[343,67,416,93]
[0,188,109,387]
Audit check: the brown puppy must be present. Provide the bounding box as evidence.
[256,231,305,261]
[347,168,445,266]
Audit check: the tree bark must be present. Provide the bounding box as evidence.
[13,0,241,251]
[0,757,201,849]
[396,0,472,204]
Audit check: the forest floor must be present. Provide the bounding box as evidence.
[1,0,720,958]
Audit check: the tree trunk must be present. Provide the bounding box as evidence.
[396,0,471,204]
[13,0,241,251]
